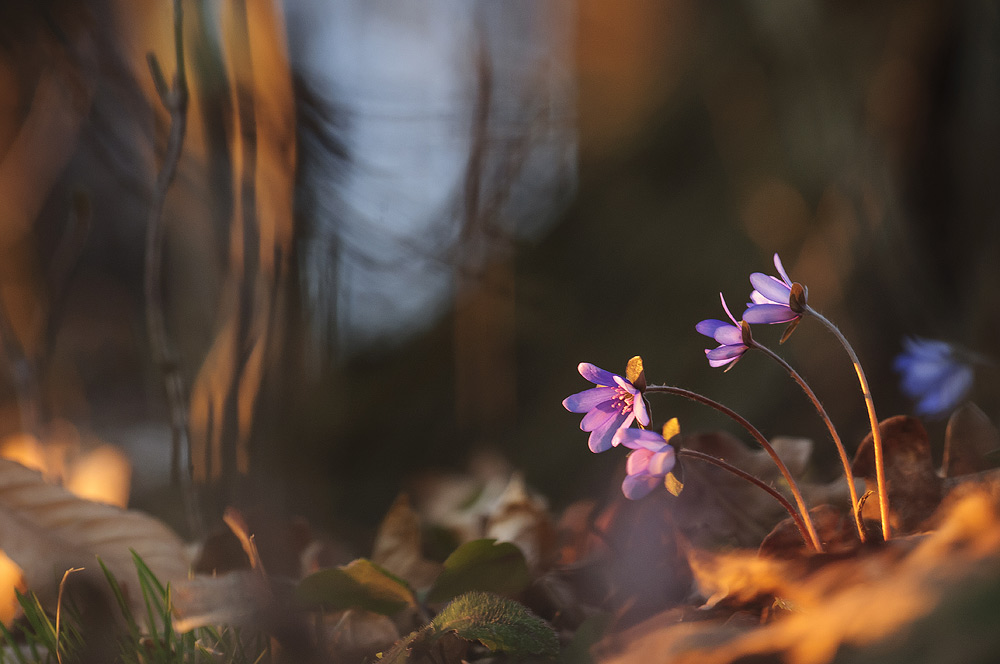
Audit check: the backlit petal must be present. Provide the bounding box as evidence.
[696,319,729,338]
[743,304,798,324]
[707,345,746,361]
[578,362,619,387]
[633,394,650,426]
[615,428,669,452]
[749,273,791,304]
[622,474,659,500]
[714,325,743,346]
[587,409,627,453]
[648,448,676,476]
[626,448,652,475]
[773,253,793,286]
[562,386,617,413]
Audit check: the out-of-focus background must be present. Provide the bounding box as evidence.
[0,0,997,541]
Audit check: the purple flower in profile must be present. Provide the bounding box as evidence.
[696,293,751,369]
[894,337,975,418]
[563,362,650,453]
[612,428,676,500]
[743,253,806,325]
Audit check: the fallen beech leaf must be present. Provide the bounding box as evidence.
[0,458,189,609]
[943,403,1000,477]
[853,415,942,534]
[483,474,554,572]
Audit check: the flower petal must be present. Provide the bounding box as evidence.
[749,273,791,304]
[633,394,650,426]
[615,428,669,452]
[622,474,659,500]
[562,386,617,413]
[773,253,793,286]
[714,325,743,346]
[707,345,746,361]
[696,319,729,338]
[915,365,974,417]
[580,402,617,432]
[743,304,798,324]
[708,356,738,368]
[587,409,628,453]
[626,448,653,475]
[648,448,676,476]
[578,362,619,387]
[613,375,638,396]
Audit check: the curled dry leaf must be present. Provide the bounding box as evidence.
[483,474,554,572]
[371,494,442,590]
[0,458,189,610]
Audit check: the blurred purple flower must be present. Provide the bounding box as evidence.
[696,293,750,369]
[563,363,650,453]
[612,428,676,500]
[743,253,804,324]
[894,337,974,418]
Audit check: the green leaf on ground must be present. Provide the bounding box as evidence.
[425,539,530,603]
[297,558,416,615]
[431,591,558,658]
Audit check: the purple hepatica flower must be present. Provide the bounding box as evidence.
[743,253,805,325]
[894,337,975,418]
[696,293,750,369]
[563,363,650,453]
[612,428,676,500]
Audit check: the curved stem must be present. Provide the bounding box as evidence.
[751,342,866,542]
[678,449,811,544]
[805,306,890,541]
[645,385,822,552]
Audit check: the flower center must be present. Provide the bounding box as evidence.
[611,385,634,414]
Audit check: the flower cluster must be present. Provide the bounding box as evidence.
[894,337,975,418]
[564,250,985,549]
[563,361,675,499]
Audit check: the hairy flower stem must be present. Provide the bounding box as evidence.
[804,306,891,541]
[645,385,823,552]
[677,449,812,545]
[751,342,866,543]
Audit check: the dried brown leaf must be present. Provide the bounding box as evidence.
[943,403,1000,477]
[597,483,1000,664]
[853,415,942,534]
[371,494,441,590]
[666,431,815,548]
[0,458,189,609]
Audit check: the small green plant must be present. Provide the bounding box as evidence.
[0,553,269,664]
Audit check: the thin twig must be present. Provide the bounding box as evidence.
[144,0,202,537]
[55,567,84,664]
